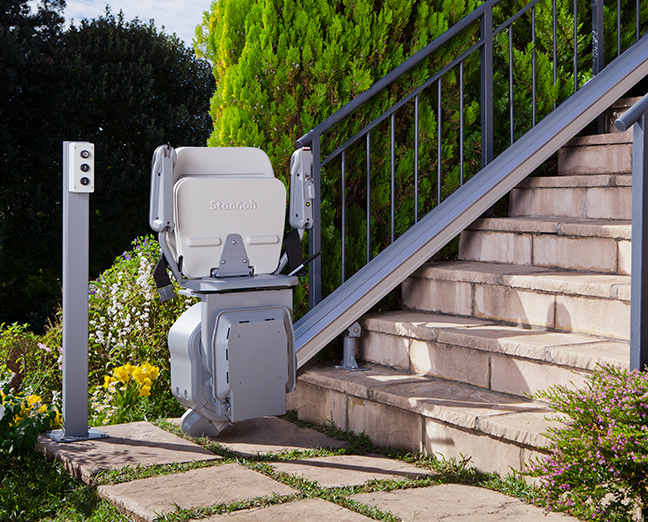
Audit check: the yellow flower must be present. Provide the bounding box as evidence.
[103,375,117,388]
[138,385,151,397]
[113,365,131,383]
[27,395,42,408]
[132,366,145,385]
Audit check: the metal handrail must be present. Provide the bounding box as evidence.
[294,0,648,365]
[615,91,648,371]
[616,93,648,131]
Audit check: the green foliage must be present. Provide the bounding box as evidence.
[0,385,59,455]
[528,365,648,521]
[0,3,214,331]
[0,323,61,396]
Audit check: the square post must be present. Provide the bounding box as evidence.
[631,116,648,371]
[48,142,106,442]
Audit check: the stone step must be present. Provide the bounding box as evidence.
[459,216,631,274]
[402,261,630,340]
[509,174,631,219]
[356,310,628,398]
[287,362,556,476]
[557,130,633,176]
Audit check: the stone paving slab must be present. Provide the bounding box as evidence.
[208,416,346,456]
[351,483,578,521]
[36,421,217,484]
[269,454,430,488]
[98,462,298,522]
[198,498,372,520]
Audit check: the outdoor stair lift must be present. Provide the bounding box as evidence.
[149,144,314,437]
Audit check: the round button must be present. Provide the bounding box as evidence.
[80,177,90,186]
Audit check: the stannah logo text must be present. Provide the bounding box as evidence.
[210,200,258,211]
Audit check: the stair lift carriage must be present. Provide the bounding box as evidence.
[149,144,314,437]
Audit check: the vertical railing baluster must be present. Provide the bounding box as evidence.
[481,6,494,167]
[460,61,464,186]
[415,95,419,221]
[309,135,322,309]
[366,132,371,264]
[593,0,604,75]
[592,0,605,133]
[553,0,557,110]
[437,78,442,206]
[341,150,346,284]
[617,0,621,56]
[391,113,395,244]
[574,0,578,93]
[509,25,514,145]
[532,5,537,127]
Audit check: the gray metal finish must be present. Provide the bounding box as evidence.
[213,234,253,277]
[220,309,291,422]
[336,322,366,372]
[616,93,648,371]
[56,142,107,442]
[294,36,648,368]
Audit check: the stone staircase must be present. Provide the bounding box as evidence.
[287,99,635,478]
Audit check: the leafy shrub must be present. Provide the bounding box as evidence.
[528,365,648,521]
[0,385,60,455]
[0,323,61,397]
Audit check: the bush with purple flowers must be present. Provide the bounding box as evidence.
[528,364,648,521]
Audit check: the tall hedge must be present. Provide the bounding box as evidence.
[197,0,481,180]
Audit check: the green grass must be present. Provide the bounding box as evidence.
[1,412,541,521]
[0,451,129,522]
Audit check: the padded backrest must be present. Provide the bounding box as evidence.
[168,147,286,278]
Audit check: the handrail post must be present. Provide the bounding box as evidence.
[630,111,648,371]
[309,135,322,308]
[617,94,648,372]
[481,6,494,167]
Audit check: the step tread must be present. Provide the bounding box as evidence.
[412,261,630,300]
[298,362,556,449]
[516,173,632,189]
[466,216,631,239]
[564,130,633,146]
[361,310,628,371]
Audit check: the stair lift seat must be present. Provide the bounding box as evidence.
[150,145,313,437]
[173,175,286,278]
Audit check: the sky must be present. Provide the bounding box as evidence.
[56,0,212,47]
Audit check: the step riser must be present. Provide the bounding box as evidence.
[509,186,631,219]
[356,329,590,397]
[458,230,631,274]
[558,142,632,175]
[287,370,547,476]
[402,277,630,339]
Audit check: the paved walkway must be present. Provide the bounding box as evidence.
[36,418,577,521]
